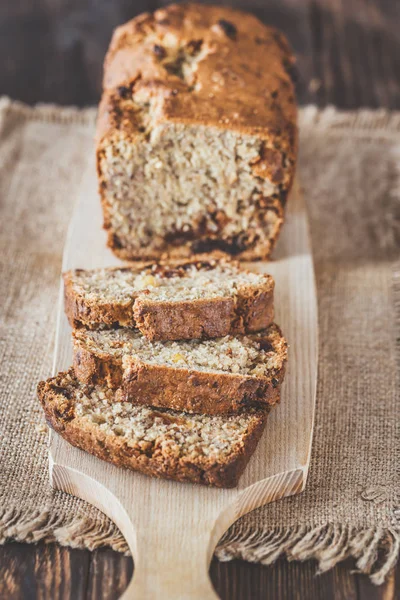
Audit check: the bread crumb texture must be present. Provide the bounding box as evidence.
[68,260,271,304]
[74,323,286,378]
[41,370,266,463]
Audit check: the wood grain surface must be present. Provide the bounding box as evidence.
[50,167,316,599]
[1,543,399,600]
[1,0,399,598]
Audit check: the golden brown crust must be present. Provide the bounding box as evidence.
[72,325,287,415]
[37,370,268,488]
[96,3,297,261]
[133,286,274,341]
[63,258,275,341]
[98,4,297,151]
[133,297,237,341]
[121,360,285,414]
[64,271,135,329]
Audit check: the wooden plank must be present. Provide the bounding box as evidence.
[86,548,133,600]
[211,558,359,600]
[0,544,397,599]
[0,543,90,600]
[33,544,90,600]
[308,0,400,108]
[48,158,317,600]
[356,569,398,600]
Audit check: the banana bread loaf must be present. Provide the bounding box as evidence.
[64,257,274,340]
[72,324,287,415]
[97,3,297,261]
[38,369,268,487]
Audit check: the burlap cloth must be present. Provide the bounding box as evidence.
[0,98,398,584]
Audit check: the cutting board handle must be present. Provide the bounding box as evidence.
[123,521,220,600]
[51,463,224,600]
[119,488,224,600]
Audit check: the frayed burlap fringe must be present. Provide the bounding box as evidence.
[1,506,398,585]
[0,507,129,553]
[217,524,400,586]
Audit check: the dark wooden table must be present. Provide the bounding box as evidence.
[1,1,399,598]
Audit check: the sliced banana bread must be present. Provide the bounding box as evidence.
[97,4,297,261]
[72,324,287,415]
[38,369,268,488]
[64,258,274,341]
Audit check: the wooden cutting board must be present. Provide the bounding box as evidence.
[51,167,318,600]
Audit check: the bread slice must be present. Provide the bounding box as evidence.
[64,258,274,341]
[38,369,268,488]
[72,324,287,415]
[97,4,297,261]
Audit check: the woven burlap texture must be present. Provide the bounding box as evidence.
[0,98,398,584]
